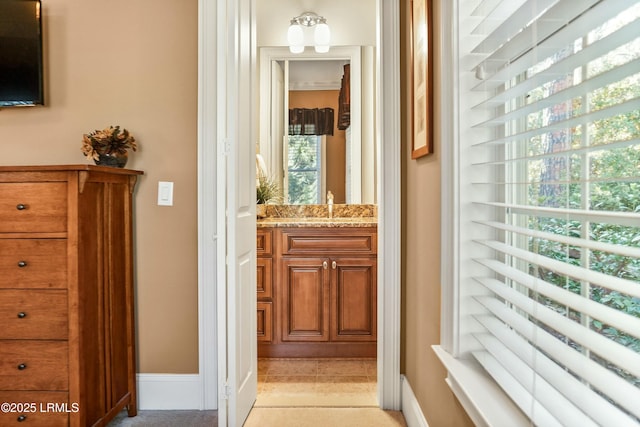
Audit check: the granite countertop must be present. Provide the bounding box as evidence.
[256,204,378,228]
[257,216,378,228]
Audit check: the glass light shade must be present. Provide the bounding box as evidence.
[290,44,305,54]
[314,23,330,46]
[287,24,304,51]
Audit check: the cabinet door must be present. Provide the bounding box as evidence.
[103,181,134,411]
[330,258,377,341]
[76,178,137,424]
[281,258,330,341]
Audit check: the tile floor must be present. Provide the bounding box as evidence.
[256,358,379,407]
[244,407,407,427]
[246,358,407,426]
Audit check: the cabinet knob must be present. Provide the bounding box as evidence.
[17,363,27,370]
[17,312,27,319]
[16,204,27,210]
[17,415,27,422]
[323,261,328,270]
[17,260,27,268]
[332,261,337,269]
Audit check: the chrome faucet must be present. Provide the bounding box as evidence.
[327,191,334,218]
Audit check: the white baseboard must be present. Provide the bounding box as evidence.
[137,373,425,418]
[401,375,430,427]
[137,374,208,410]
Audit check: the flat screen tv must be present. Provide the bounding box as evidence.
[0,0,44,107]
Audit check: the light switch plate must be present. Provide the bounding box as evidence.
[157,181,174,206]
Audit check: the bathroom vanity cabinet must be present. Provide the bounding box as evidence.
[257,225,377,358]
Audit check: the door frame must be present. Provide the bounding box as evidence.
[197,0,402,412]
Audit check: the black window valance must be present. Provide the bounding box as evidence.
[289,108,334,136]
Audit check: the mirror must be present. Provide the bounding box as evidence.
[259,46,376,205]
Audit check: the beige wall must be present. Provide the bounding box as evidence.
[400,0,473,425]
[1,0,476,421]
[288,90,347,203]
[0,0,199,373]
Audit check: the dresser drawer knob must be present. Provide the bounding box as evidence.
[16,204,27,211]
[17,312,27,319]
[17,415,27,422]
[17,260,28,268]
[17,363,27,370]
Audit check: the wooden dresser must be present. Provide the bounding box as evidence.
[0,165,142,427]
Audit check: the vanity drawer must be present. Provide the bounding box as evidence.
[0,183,67,233]
[0,240,67,289]
[0,391,69,427]
[281,229,377,255]
[0,290,68,340]
[0,341,68,391]
[257,229,273,256]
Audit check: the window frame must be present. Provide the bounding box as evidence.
[436,1,640,425]
[284,134,327,204]
[434,4,524,420]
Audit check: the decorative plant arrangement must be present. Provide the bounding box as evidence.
[256,173,281,204]
[81,125,138,168]
[256,173,282,218]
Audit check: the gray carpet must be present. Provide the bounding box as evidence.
[107,410,218,426]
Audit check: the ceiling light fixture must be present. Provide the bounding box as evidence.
[287,12,331,54]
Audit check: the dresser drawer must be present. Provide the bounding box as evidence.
[0,183,67,233]
[0,391,68,427]
[0,341,68,391]
[0,290,67,340]
[0,240,67,289]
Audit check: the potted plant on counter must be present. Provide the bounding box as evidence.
[256,173,281,218]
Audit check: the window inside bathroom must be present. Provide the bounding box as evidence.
[286,134,326,204]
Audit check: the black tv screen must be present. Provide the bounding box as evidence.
[0,0,44,107]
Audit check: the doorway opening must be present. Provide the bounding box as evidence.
[255,24,381,406]
[199,0,401,421]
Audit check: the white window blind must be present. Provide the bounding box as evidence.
[458,0,640,425]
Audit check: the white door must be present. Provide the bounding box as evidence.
[217,0,257,425]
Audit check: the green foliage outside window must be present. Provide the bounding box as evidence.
[522,21,640,390]
[287,135,321,204]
